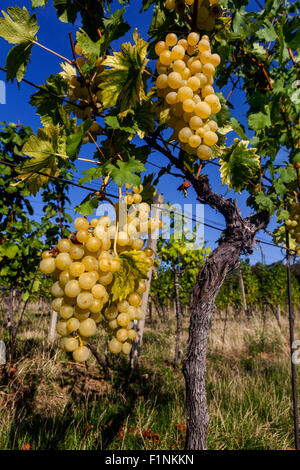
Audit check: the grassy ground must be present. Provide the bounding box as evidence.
[0,304,299,450]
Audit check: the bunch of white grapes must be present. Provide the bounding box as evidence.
[285,202,300,255]
[155,31,221,161]
[40,185,160,362]
[165,0,222,31]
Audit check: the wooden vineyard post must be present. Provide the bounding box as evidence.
[48,310,57,344]
[286,229,300,450]
[130,193,164,369]
[238,268,247,317]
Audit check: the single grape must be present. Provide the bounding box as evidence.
[165,33,178,47]
[65,279,81,298]
[177,86,193,102]
[52,297,63,312]
[69,245,85,260]
[170,45,185,61]
[190,60,202,74]
[79,318,97,337]
[74,217,89,231]
[69,261,85,277]
[55,253,72,271]
[128,292,142,307]
[90,298,103,314]
[189,134,202,148]
[195,102,211,119]
[40,257,56,274]
[109,338,122,354]
[79,272,97,290]
[197,144,213,160]
[189,115,203,130]
[156,74,168,89]
[179,127,193,143]
[77,292,94,310]
[60,304,74,320]
[207,120,218,132]
[198,39,210,52]
[98,271,113,286]
[127,329,137,341]
[57,239,72,253]
[64,337,79,352]
[187,32,200,46]
[56,321,69,337]
[173,60,186,73]
[182,99,195,113]
[82,256,98,272]
[178,38,188,50]
[51,281,64,298]
[73,345,90,362]
[105,305,119,320]
[59,270,73,286]
[67,317,80,333]
[116,328,128,342]
[203,63,215,76]
[117,313,130,327]
[165,0,176,9]
[159,50,172,66]
[210,53,221,67]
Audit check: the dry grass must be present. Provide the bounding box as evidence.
[0,303,299,450]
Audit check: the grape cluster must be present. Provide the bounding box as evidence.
[66,45,103,144]
[165,0,222,31]
[40,185,160,362]
[155,32,221,160]
[285,202,300,255]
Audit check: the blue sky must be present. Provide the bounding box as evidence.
[0,0,285,265]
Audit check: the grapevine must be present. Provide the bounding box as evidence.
[39,185,161,362]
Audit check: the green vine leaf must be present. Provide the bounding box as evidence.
[105,156,146,187]
[0,6,39,82]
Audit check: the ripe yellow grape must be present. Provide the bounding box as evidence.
[155,41,167,56]
[69,245,85,260]
[190,60,202,74]
[195,102,211,119]
[204,94,220,113]
[82,255,98,272]
[59,270,72,287]
[133,184,143,193]
[201,85,215,98]
[64,337,79,352]
[189,115,203,130]
[165,0,176,9]
[117,313,130,327]
[173,60,186,73]
[57,239,72,252]
[193,94,202,104]
[177,86,193,102]
[108,319,118,329]
[170,45,185,61]
[199,50,211,64]
[131,238,144,250]
[109,338,122,354]
[128,292,142,307]
[186,76,200,91]
[210,53,221,67]
[208,120,218,132]
[187,45,196,56]
[52,297,63,312]
[73,346,90,362]
[40,257,56,274]
[90,298,103,314]
[86,237,101,252]
[122,342,132,355]
[195,72,208,87]
[189,134,202,148]
[77,292,94,309]
[167,72,182,89]
[60,304,74,320]
[67,317,80,333]
[197,144,213,160]
[166,33,178,47]
[56,321,69,337]
[79,318,97,337]
[165,92,177,105]
[74,217,89,231]
[156,74,168,89]
[159,50,172,66]
[178,38,188,50]
[182,99,195,113]
[178,127,193,143]
[128,329,137,341]
[51,281,64,298]
[76,230,90,243]
[69,261,85,277]
[116,328,128,342]
[136,280,147,294]
[42,250,52,259]
[90,218,99,228]
[64,279,81,297]
[198,39,210,52]
[78,272,96,289]
[55,252,72,271]
[187,32,200,46]
[203,131,218,146]
[202,63,215,76]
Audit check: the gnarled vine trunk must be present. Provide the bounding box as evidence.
[182,202,270,450]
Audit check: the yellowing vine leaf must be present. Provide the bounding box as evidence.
[111,250,148,301]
